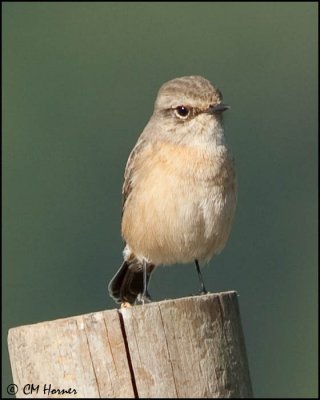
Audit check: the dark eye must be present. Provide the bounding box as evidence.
[174,106,190,119]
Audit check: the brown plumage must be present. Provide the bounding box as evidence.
[108,76,237,305]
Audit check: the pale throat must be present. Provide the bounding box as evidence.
[184,117,227,150]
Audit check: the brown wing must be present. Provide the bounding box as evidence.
[121,135,149,218]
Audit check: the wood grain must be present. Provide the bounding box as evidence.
[120,291,252,398]
[8,292,252,398]
[8,310,134,398]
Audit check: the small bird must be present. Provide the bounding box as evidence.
[108,76,237,305]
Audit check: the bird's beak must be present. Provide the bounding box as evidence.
[208,103,230,114]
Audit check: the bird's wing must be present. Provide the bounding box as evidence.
[122,135,150,217]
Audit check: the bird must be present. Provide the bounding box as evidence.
[108,75,237,306]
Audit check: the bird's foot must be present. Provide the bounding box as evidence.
[135,292,153,305]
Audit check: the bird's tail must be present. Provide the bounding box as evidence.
[108,258,155,305]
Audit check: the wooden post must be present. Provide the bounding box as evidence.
[8,291,253,398]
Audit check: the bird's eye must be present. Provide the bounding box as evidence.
[174,106,190,119]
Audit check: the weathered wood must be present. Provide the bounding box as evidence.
[120,291,252,398]
[8,310,135,398]
[8,292,252,398]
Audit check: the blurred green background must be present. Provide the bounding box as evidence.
[2,2,318,398]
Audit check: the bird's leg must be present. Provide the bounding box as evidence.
[135,259,153,305]
[195,259,208,295]
[142,259,150,298]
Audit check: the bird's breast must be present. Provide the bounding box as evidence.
[122,141,237,265]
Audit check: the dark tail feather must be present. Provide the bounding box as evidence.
[108,260,155,304]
